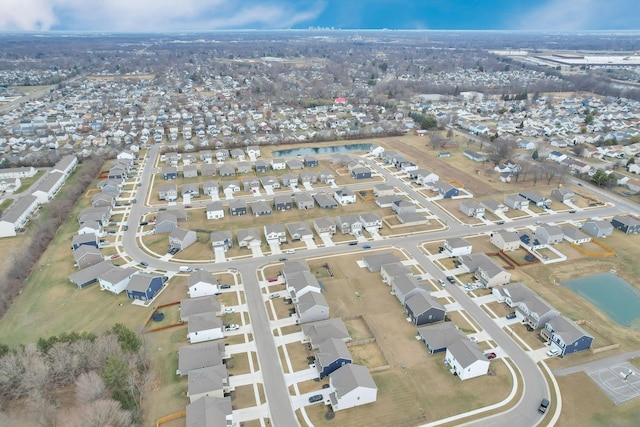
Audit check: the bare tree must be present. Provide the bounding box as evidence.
[75,371,107,405]
[67,399,132,427]
[488,139,515,166]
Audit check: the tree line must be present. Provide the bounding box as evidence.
[0,324,150,426]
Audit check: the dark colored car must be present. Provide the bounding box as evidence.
[139,221,148,226]
[538,398,550,414]
[159,207,167,211]
[348,241,358,246]
[140,261,148,267]
[506,312,517,319]
[308,394,323,403]
[124,225,129,231]
[220,284,232,289]
[362,245,371,249]
[279,257,288,261]
[446,276,456,284]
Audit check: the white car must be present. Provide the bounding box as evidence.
[225,324,239,331]
[224,307,234,314]
[546,348,561,357]
[269,293,280,299]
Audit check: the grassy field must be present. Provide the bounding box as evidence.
[13,169,44,194]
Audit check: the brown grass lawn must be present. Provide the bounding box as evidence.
[348,342,387,368]
[343,317,374,341]
[231,384,259,410]
[556,372,640,427]
[285,342,314,372]
[446,311,479,334]
[485,301,513,319]
[227,352,251,376]
[507,323,547,350]
[296,377,329,395]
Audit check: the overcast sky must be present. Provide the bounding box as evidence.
[2,0,639,32]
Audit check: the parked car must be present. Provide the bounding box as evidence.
[110,254,120,259]
[140,261,148,267]
[224,307,235,314]
[124,225,129,231]
[569,210,577,214]
[437,279,446,286]
[446,276,456,284]
[159,207,167,211]
[308,394,323,403]
[362,245,371,249]
[267,278,278,283]
[279,257,288,261]
[220,284,232,289]
[285,249,295,254]
[538,398,550,414]
[496,220,505,225]
[224,324,239,331]
[269,293,280,299]
[185,205,192,208]
[348,241,358,246]
[485,352,497,359]
[546,348,561,357]
[139,221,148,226]
[506,312,517,319]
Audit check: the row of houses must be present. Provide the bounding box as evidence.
[363,251,491,381]
[493,283,593,356]
[0,155,77,237]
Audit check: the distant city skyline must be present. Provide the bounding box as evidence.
[2,0,639,32]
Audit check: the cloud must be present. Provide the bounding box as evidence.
[0,0,326,31]
[512,0,640,31]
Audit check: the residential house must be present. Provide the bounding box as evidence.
[247,146,261,158]
[182,183,200,199]
[90,192,116,208]
[551,187,574,204]
[317,170,335,184]
[72,246,104,270]
[495,283,559,329]
[287,222,314,241]
[294,193,315,210]
[125,273,164,302]
[359,213,382,232]
[206,202,224,220]
[155,211,184,234]
[541,316,594,356]
[98,267,138,295]
[459,200,485,218]
[217,164,235,177]
[296,291,330,324]
[490,230,521,251]
[177,340,228,376]
[72,233,98,250]
[187,365,229,403]
[430,181,459,199]
[170,227,197,251]
[373,183,395,197]
[286,158,304,170]
[380,262,412,285]
[260,175,280,190]
[535,224,564,245]
[264,224,287,243]
[582,220,613,238]
[303,156,319,167]
[504,194,529,210]
[391,274,422,305]
[403,292,441,326]
[162,166,178,180]
[188,312,224,344]
[200,163,216,177]
[78,220,102,236]
[444,339,490,380]
[561,226,591,244]
[391,200,415,214]
[414,169,440,185]
[202,180,218,197]
[210,231,233,251]
[183,165,198,179]
[237,161,253,174]
[459,253,511,287]
[31,172,65,204]
[351,166,371,179]
[68,260,114,289]
[444,237,473,257]
[417,322,466,354]
[188,271,219,298]
[334,188,356,205]
[180,295,221,322]
[229,199,247,216]
[314,193,339,209]
[482,199,508,215]
[255,160,269,173]
[251,200,272,216]
[274,195,293,211]
[611,215,640,234]
[241,177,260,193]
[301,318,351,349]
[316,338,353,378]
[328,364,377,411]
[362,252,400,273]
[519,190,551,209]
[335,214,362,235]
[271,158,286,170]
[230,148,245,160]
[313,218,336,237]
[215,149,229,162]
[463,150,486,162]
[237,228,262,248]
[158,184,178,202]
[0,195,39,238]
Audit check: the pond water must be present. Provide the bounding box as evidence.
[272,143,372,157]
[561,272,640,329]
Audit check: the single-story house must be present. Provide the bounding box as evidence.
[169,227,197,251]
[581,220,613,238]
